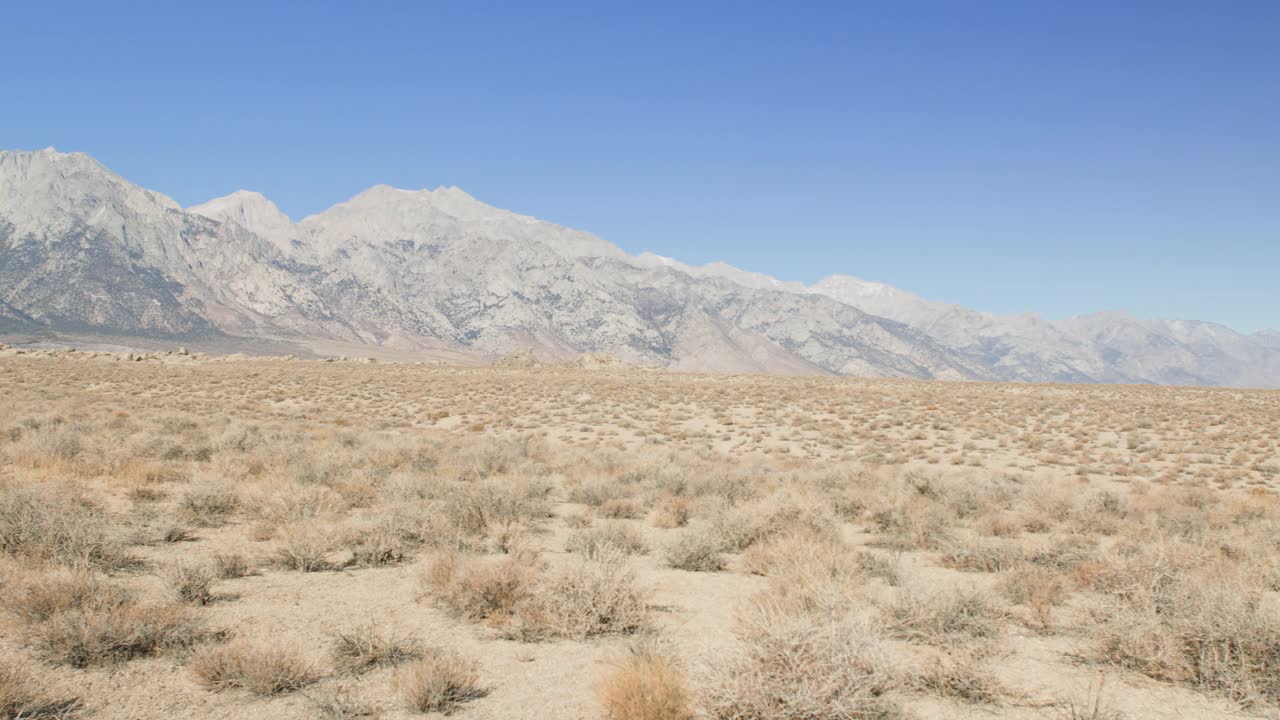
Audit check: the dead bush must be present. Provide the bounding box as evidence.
[0,658,83,720]
[39,601,206,667]
[703,606,900,720]
[651,496,693,529]
[394,649,487,714]
[166,562,215,605]
[191,640,319,695]
[597,643,693,720]
[0,485,128,569]
[275,522,339,572]
[213,552,253,579]
[886,589,1004,645]
[520,550,649,640]
[663,530,727,572]
[332,622,423,674]
[180,484,239,526]
[425,552,538,622]
[566,523,649,559]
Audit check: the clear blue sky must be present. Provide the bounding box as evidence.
[2,1,1277,332]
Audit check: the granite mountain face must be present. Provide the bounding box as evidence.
[1,148,1276,386]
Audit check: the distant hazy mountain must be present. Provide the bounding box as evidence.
[1,148,1276,387]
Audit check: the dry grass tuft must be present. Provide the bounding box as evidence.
[331,622,423,674]
[886,588,1004,645]
[0,658,83,719]
[394,648,487,714]
[566,523,649,559]
[597,643,693,720]
[0,485,128,568]
[166,562,215,605]
[704,605,900,720]
[39,601,206,667]
[662,530,727,572]
[190,640,319,695]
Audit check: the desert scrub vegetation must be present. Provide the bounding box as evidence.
[885,588,1005,645]
[394,648,487,714]
[426,549,648,640]
[597,643,693,720]
[704,606,901,720]
[331,622,424,674]
[39,599,206,668]
[2,352,1279,718]
[0,484,129,568]
[0,658,82,720]
[567,522,649,558]
[190,640,319,695]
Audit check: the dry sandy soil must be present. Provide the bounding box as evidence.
[2,346,1278,720]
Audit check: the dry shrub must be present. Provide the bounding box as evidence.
[191,641,319,695]
[886,589,1004,645]
[213,552,253,579]
[597,643,693,720]
[857,551,902,587]
[1090,572,1280,703]
[520,550,649,640]
[427,550,647,641]
[998,565,1072,632]
[869,497,953,551]
[332,622,423,674]
[708,497,837,554]
[566,523,649,559]
[394,649,487,714]
[600,498,647,520]
[39,601,205,667]
[180,483,239,527]
[167,562,215,605]
[907,653,1006,704]
[743,531,863,617]
[663,530,727,572]
[0,658,82,719]
[426,552,538,622]
[348,520,414,567]
[275,522,339,572]
[703,605,900,720]
[438,479,552,540]
[651,495,693,529]
[1,566,131,624]
[0,485,128,569]
[939,537,1025,573]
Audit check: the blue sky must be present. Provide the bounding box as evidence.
[2,1,1277,332]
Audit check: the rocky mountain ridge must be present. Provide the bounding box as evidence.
[1,148,1276,387]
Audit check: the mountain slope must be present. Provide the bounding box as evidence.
[1,148,1276,387]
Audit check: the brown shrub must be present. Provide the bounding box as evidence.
[394,649,487,714]
[0,658,82,719]
[166,563,215,605]
[566,523,649,559]
[703,606,900,720]
[425,552,538,622]
[0,485,128,569]
[662,530,727,572]
[519,551,649,640]
[885,589,1004,645]
[39,602,206,667]
[651,496,693,529]
[332,622,423,674]
[597,643,693,720]
[190,641,319,695]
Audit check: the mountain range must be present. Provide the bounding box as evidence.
[1,147,1276,387]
